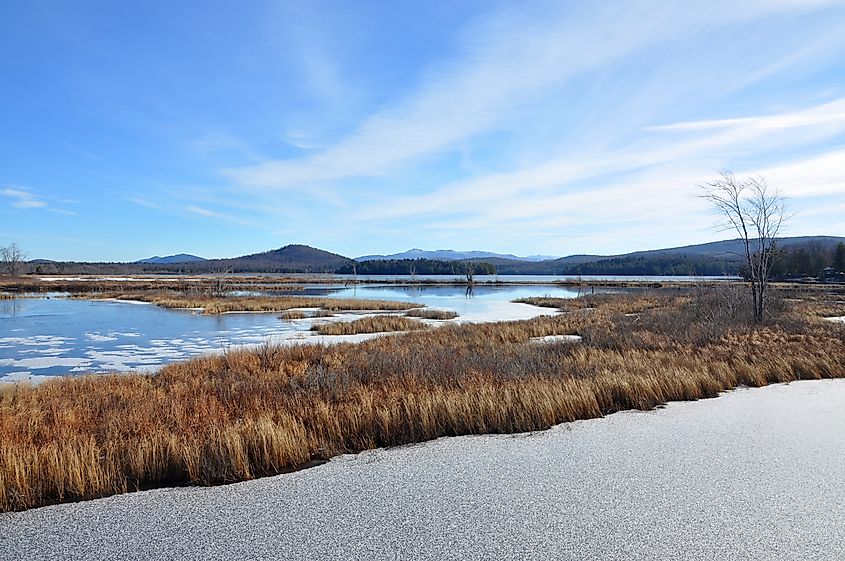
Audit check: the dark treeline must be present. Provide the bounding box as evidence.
[551,255,738,276]
[14,241,845,279]
[337,259,497,276]
[488,255,739,276]
[770,241,845,280]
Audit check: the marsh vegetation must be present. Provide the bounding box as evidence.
[404,308,459,320]
[1,287,843,512]
[77,291,422,314]
[311,315,427,335]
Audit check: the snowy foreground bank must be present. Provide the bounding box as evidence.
[2,379,843,561]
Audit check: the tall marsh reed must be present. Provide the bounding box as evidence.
[311,315,426,335]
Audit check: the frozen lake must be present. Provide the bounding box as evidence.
[0,297,311,383]
[0,284,606,383]
[2,379,842,560]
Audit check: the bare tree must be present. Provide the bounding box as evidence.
[210,265,232,297]
[700,171,786,323]
[1,243,27,277]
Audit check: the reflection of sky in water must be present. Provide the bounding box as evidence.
[0,284,610,383]
[285,274,737,282]
[300,284,629,322]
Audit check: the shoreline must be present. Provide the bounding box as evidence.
[3,378,843,560]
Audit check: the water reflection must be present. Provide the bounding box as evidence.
[0,298,22,317]
[1,283,636,383]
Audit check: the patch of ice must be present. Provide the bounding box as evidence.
[86,333,119,342]
[31,347,72,356]
[0,371,57,386]
[529,334,583,344]
[824,316,845,324]
[84,348,188,371]
[281,333,388,346]
[0,335,74,346]
[0,357,92,369]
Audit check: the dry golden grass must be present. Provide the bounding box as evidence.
[78,291,421,314]
[309,309,336,318]
[515,293,665,314]
[513,296,565,308]
[404,308,459,320]
[1,290,844,512]
[0,277,308,295]
[311,315,427,335]
[279,311,307,320]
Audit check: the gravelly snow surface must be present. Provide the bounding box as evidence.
[2,380,844,561]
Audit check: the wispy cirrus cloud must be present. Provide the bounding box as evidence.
[361,97,845,223]
[2,186,77,215]
[184,204,260,227]
[754,147,845,198]
[2,187,47,209]
[222,0,845,192]
[647,98,845,133]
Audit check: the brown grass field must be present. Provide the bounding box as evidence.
[1,289,844,512]
[311,315,427,335]
[75,292,421,314]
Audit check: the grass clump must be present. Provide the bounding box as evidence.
[514,296,567,309]
[405,308,458,320]
[311,315,427,335]
[1,290,844,512]
[79,291,421,314]
[514,293,662,314]
[279,311,307,320]
[309,309,336,318]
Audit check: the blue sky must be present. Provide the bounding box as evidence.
[2,0,844,261]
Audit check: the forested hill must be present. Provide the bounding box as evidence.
[18,236,845,277]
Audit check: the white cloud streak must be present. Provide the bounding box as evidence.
[2,186,77,215]
[184,204,260,227]
[222,0,845,191]
[2,187,47,209]
[360,98,845,223]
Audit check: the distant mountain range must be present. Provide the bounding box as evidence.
[211,245,349,272]
[345,236,845,276]
[356,249,558,262]
[23,236,845,276]
[136,254,206,264]
[472,236,845,275]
